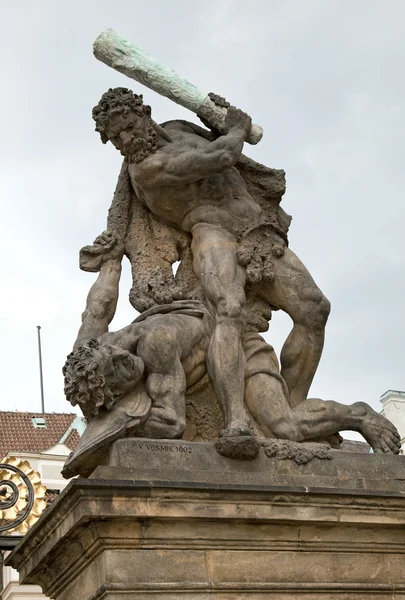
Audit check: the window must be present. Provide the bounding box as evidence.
[32,417,46,428]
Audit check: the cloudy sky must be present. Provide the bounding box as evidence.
[1,1,404,436]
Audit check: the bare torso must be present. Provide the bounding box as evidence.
[100,313,209,388]
[128,121,262,235]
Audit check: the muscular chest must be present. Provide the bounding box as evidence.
[130,168,190,228]
[128,126,254,230]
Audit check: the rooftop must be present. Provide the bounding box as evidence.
[380,389,405,400]
[0,411,84,459]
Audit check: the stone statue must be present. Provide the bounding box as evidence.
[61,31,401,477]
[89,86,331,453]
[62,231,400,478]
[7,31,405,600]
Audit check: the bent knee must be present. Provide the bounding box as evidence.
[213,289,246,321]
[269,416,300,441]
[295,289,330,329]
[216,301,247,328]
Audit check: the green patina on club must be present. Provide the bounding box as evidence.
[93,28,263,145]
[94,29,207,112]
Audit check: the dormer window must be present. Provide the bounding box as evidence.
[32,417,46,429]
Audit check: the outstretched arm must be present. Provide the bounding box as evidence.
[143,107,252,186]
[74,231,124,350]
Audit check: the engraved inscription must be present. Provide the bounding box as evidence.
[137,443,193,454]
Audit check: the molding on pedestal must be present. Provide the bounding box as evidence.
[6,444,405,599]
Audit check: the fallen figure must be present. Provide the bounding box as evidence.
[62,231,401,477]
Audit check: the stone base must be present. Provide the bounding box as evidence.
[6,440,405,599]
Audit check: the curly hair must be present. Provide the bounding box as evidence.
[62,339,116,420]
[92,87,149,144]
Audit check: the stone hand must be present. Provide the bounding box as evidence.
[224,106,252,139]
[208,92,231,109]
[197,92,231,132]
[79,230,125,272]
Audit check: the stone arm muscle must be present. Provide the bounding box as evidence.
[74,260,121,350]
[148,130,247,186]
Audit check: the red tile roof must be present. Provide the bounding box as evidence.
[63,428,81,451]
[0,412,81,459]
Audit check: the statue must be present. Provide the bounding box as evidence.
[90,86,331,449]
[7,30,405,600]
[61,30,401,477]
[62,232,400,477]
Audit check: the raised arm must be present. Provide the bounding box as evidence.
[73,231,124,350]
[145,107,252,186]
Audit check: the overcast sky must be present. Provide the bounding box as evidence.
[0,1,404,434]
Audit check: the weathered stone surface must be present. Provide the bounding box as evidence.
[61,88,402,478]
[262,438,333,463]
[6,458,405,599]
[61,33,403,479]
[184,374,224,442]
[99,438,405,493]
[214,434,260,460]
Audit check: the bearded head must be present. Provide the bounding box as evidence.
[92,87,157,163]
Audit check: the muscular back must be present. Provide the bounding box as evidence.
[129,121,262,235]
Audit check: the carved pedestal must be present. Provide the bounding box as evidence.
[6,440,405,599]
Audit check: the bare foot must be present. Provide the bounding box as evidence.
[354,402,401,454]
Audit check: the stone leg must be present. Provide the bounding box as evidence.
[255,247,330,408]
[191,223,250,436]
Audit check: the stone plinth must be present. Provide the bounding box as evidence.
[6,440,405,599]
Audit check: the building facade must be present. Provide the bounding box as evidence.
[0,412,84,600]
[380,390,405,452]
